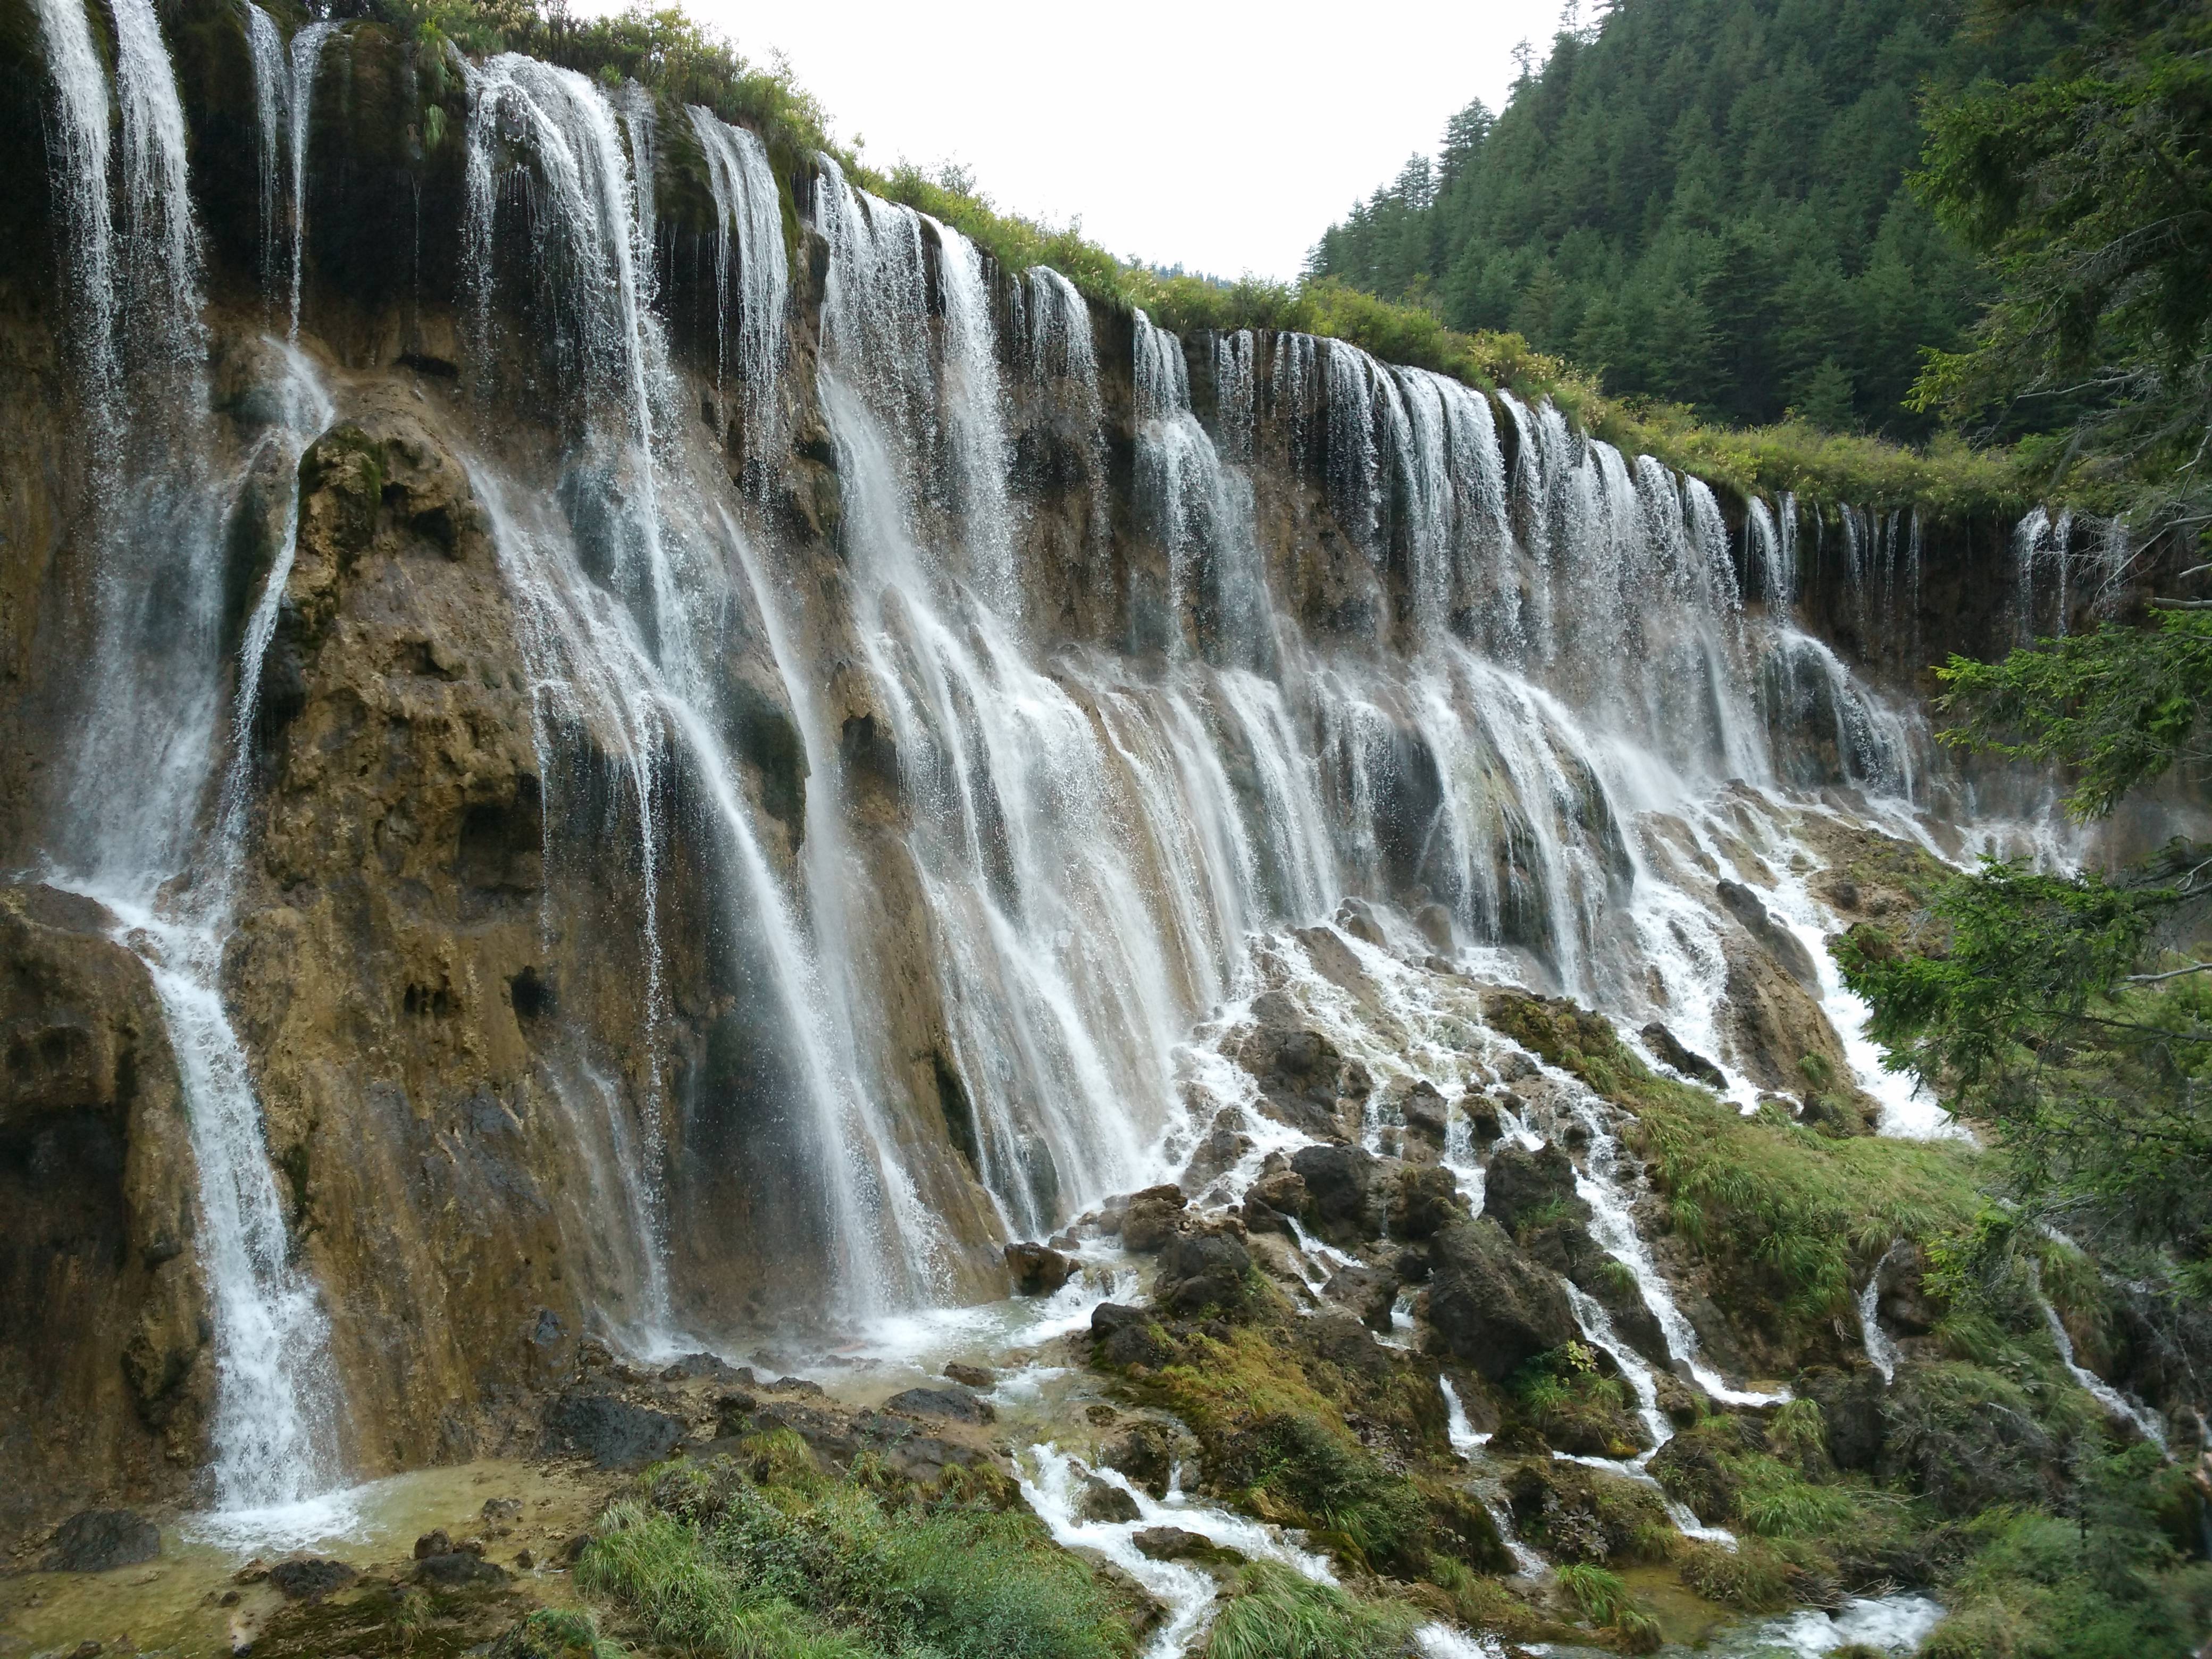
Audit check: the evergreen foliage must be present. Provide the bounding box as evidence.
[1911,0,2212,537]
[1308,0,2062,437]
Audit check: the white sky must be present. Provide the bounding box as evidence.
[667,0,1552,282]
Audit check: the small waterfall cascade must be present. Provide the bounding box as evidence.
[2032,1264,2169,1453]
[286,21,336,336]
[240,9,334,332]
[686,105,787,466]
[1857,1242,1904,1385]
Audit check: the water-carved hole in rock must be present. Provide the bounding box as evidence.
[402,982,454,1017]
[509,966,556,1028]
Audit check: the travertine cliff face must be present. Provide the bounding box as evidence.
[0,0,2152,1548]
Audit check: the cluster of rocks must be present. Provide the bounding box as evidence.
[539,1344,1008,1489]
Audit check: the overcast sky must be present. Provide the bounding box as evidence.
[660,0,1554,282]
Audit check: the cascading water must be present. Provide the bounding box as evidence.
[686,105,787,466]
[287,20,336,337]
[33,0,118,448]
[32,0,350,1510]
[241,10,334,334]
[460,60,945,1326]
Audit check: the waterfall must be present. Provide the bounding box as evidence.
[242,10,333,333]
[1857,1250,1900,1385]
[287,21,335,337]
[463,64,944,1322]
[686,106,787,460]
[21,13,2005,1470]
[112,0,202,375]
[2033,1266,2168,1453]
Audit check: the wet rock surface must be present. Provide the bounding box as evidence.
[42,1510,162,1573]
[1004,1241,1074,1295]
[883,1386,995,1425]
[1424,1218,1579,1381]
[542,1389,688,1468]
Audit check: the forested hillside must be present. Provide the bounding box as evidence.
[1308,0,2059,437]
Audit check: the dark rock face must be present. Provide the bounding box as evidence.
[1424,1219,1578,1380]
[1233,993,1371,1135]
[1291,1142,1376,1242]
[1092,1303,1175,1370]
[1155,1231,1253,1318]
[1482,1141,1588,1236]
[1640,1022,1727,1088]
[1119,1185,1188,1252]
[1803,1367,1890,1473]
[1004,1241,1074,1296]
[267,1557,358,1600]
[542,1389,686,1468]
[43,1510,161,1572]
[883,1386,994,1425]
[3,889,204,1543]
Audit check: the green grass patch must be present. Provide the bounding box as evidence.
[1199,1564,1423,1659]
[577,1454,1139,1659]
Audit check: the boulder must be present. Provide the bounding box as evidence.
[1391,1164,1468,1241]
[1640,1023,1727,1089]
[944,1362,995,1389]
[1091,1304,1175,1370]
[659,1353,748,1386]
[44,1510,161,1572]
[1120,1185,1188,1252]
[883,1386,994,1426]
[1102,1421,1175,1496]
[1459,1089,1503,1142]
[267,1558,357,1601]
[1241,1167,1307,1236]
[1133,1526,1243,1566]
[1155,1231,1253,1318]
[1482,1141,1589,1237]
[1180,1108,1254,1188]
[1321,1262,1400,1334]
[1004,1242,1074,1296]
[1075,1477,1142,1524]
[1424,1219,1578,1382]
[1233,993,1371,1135]
[542,1389,686,1468]
[1401,1081,1450,1145]
[1291,1143,1376,1242]
[417,1551,508,1588]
